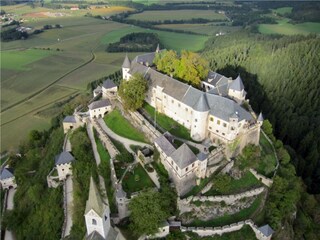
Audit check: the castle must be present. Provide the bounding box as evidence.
[122,49,262,152]
[121,48,262,196]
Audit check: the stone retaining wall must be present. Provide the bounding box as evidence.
[181,187,265,205]
[181,219,272,240]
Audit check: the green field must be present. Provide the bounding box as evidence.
[273,7,293,15]
[155,23,240,35]
[1,49,53,70]
[127,10,227,21]
[101,25,209,52]
[259,20,320,35]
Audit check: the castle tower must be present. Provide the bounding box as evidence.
[115,185,129,219]
[228,75,246,103]
[84,177,112,239]
[155,43,160,53]
[191,93,210,141]
[257,112,264,126]
[122,54,131,80]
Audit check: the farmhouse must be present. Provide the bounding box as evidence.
[122,49,261,155]
[55,151,74,181]
[0,167,17,189]
[85,177,119,240]
[88,99,112,119]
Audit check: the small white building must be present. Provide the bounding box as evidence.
[85,177,119,240]
[0,167,17,189]
[88,99,112,119]
[256,224,274,240]
[102,79,117,99]
[55,151,75,181]
[62,115,83,134]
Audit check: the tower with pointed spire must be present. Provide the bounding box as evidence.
[122,54,131,80]
[155,43,160,53]
[257,112,264,126]
[84,177,118,240]
[228,75,246,103]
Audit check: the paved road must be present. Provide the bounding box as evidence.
[97,118,153,153]
[63,176,74,238]
[87,122,102,166]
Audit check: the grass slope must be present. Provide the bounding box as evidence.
[104,109,147,143]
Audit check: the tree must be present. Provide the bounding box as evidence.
[118,73,148,111]
[154,50,209,87]
[129,189,169,236]
[154,49,179,76]
[177,50,209,87]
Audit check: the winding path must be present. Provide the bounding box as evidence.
[96,118,153,154]
[4,188,17,240]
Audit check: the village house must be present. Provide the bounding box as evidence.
[55,151,74,181]
[0,167,17,189]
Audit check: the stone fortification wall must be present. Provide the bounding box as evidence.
[181,219,271,240]
[249,169,273,187]
[126,110,161,142]
[180,187,265,205]
[225,125,260,158]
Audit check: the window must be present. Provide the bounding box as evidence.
[210,117,214,121]
[195,119,198,122]
[223,123,227,127]
[217,120,221,125]
[186,167,188,172]
[92,219,97,225]
[222,133,225,136]
[171,100,174,104]
[178,103,181,107]
[231,127,235,130]
[192,163,195,167]
[171,160,173,165]
[216,130,219,133]
[209,126,212,130]
[185,108,188,112]
[104,215,108,221]
[176,166,178,171]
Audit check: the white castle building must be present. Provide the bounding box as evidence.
[121,49,262,155]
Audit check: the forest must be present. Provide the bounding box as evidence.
[106,32,161,53]
[202,32,320,195]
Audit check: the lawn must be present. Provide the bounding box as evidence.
[189,195,263,227]
[155,23,240,36]
[127,10,227,21]
[122,163,155,195]
[259,19,320,35]
[143,102,191,140]
[104,109,147,143]
[204,171,263,196]
[101,25,209,52]
[1,49,53,70]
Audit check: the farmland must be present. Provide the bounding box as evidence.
[155,23,240,36]
[259,19,320,35]
[101,26,210,52]
[127,10,227,21]
[1,4,213,151]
